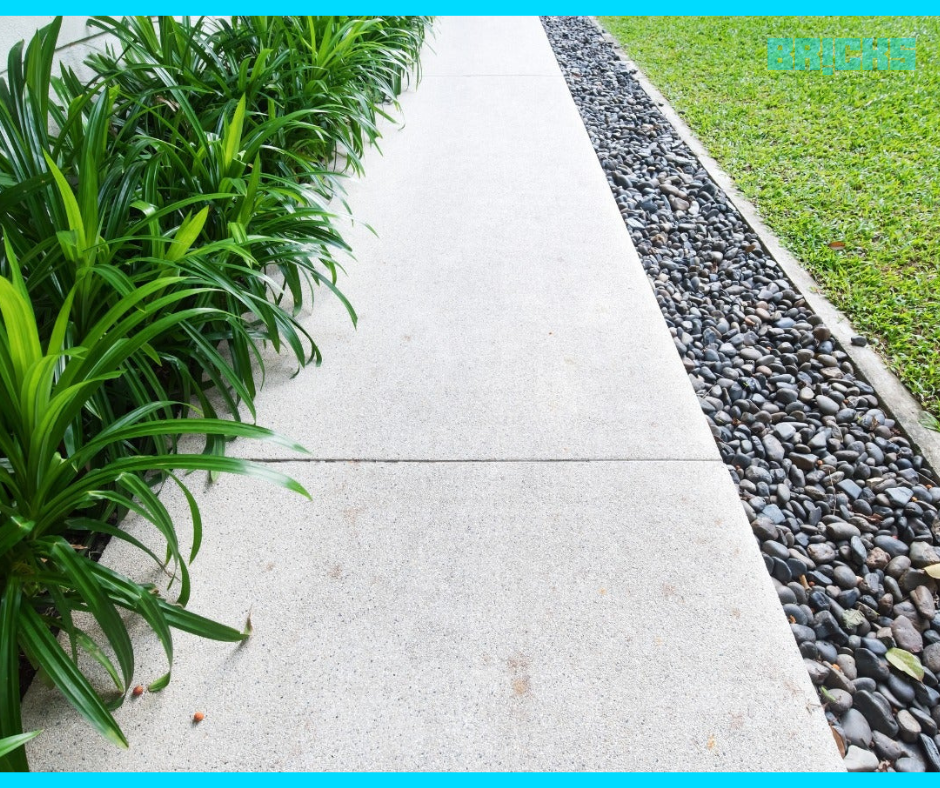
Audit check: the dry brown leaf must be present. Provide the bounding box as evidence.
[830,724,846,757]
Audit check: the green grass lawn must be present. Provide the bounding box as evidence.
[600,16,940,420]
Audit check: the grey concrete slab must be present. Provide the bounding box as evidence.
[220,27,715,461]
[422,16,562,76]
[23,461,841,771]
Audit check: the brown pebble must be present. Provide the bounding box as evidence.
[193,711,205,723]
[866,547,891,571]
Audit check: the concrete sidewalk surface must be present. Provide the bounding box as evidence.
[27,462,839,770]
[224,45,716,462]
[23,17,842,771]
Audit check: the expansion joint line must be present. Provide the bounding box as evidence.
[241,457,723,464]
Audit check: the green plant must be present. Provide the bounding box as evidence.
[0,249,310,771]
[212,15,429,172]
[0,20,353,459]
[87,15,430,176]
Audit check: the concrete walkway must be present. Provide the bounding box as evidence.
[24,17,842,771]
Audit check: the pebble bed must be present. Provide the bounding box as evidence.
[542,16,940,772]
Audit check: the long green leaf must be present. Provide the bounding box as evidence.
[0,731,42,760]
[0,580,27,772]
[42,153,87,255]
[18,605,128,749]
[165,207,208,262]
[50,539,134,691]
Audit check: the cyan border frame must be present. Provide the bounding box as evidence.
[2,5,940,15]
